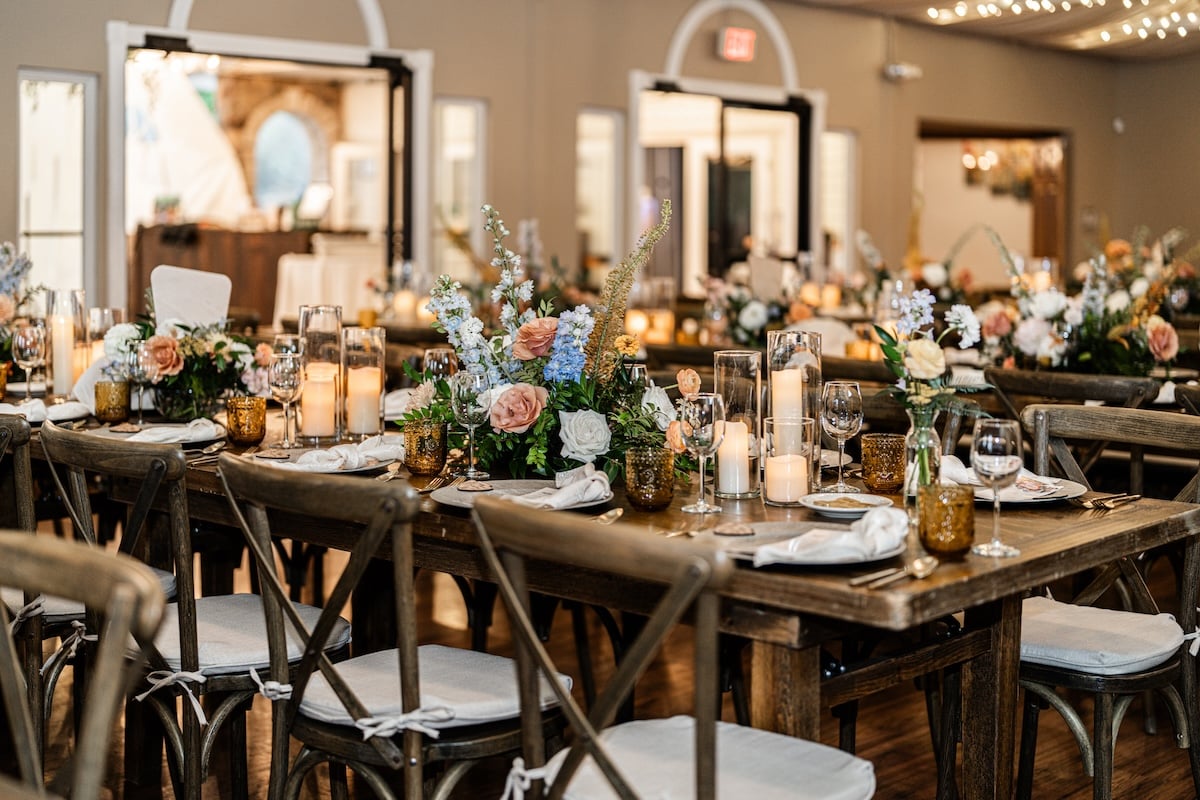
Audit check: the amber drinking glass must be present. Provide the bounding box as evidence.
[94,380,130,424]
[625,447,675,512]
[225,396,267,446]
[918,483,975,559]
[861,433,906,493]
[403,419,448,475]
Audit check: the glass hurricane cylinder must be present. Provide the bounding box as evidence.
[46,289,85,397]
[713,350,761,499]
[86,307,124,367]
[766,329,822,487]
[342,326,385,439]
[762,417,815,506]
[298,304,343,443]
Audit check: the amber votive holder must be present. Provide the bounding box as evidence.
[403,419,448,475]
[861,433,906,493]
[918,483,975,559]
[625,447,676,512]
[225,396,267,446]
[94,380,130,424]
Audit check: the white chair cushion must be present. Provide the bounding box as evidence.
[3,567,176,624]
[299,643,569,730]
[543,716,876,799]
[146,593,350,677]
[1021,595,1184,676]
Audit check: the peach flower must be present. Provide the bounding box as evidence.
[511,317,559,360]
[490,383,549,433]
[665,420,689,454]
[1105,239,1133,263]
[677,368,702,399]
[254,342,273,367]
[786,301,814,325]
[1147,317,1179,363]
[982,310,1013,339]
[145,334,185,378]
[1179,261,1197,280]
[0,294,14,325]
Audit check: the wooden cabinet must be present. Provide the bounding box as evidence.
[129,225,313,327]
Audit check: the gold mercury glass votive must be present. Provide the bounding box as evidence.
[403,419,448,475]
[625,447,676,512]
[94,380,130,424]
[861,433,906,493]
[225,396,267,446]
[918,483,976,559]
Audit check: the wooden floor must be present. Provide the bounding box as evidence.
[40,547,1200,799]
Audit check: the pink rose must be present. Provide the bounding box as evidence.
[490,383,549,433]
[145,334,184,378]
[511,317,559,360]
[982,310,1012,339]
[1148,320,1179,363]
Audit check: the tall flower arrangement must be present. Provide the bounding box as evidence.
[422,202,675,479]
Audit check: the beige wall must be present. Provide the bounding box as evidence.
[0,0,1193,299]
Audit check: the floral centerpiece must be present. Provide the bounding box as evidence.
[874,289,983,492]
[409,201,677,480]
[0,242,43,373]
[103,304,270,421]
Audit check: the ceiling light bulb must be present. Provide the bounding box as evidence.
[962,153,977,169]
[1142,0,1149,6]
[1012,4,1022,12]
[1143,16,1152,26]
[1062,1,1071,10]
[1157,27,1167,36]
[1026,0,1038,9]
[1139,27,1149,36]
[1179,25,1188,35]
[1172,11,1181,21]
[955,2,968,14]
[1123,21,1133,32]
[1123,0,1132,8]
[1160,17,1169,26]
[1101,29,1112,39]
[928,7,940,17]
[1189,11,1197,22]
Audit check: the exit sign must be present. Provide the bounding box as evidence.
[717,26,756,62]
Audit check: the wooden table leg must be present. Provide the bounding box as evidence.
[749,641,821,739]
[962,595,1021,800]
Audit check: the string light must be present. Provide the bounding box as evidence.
[923,0,1199,45]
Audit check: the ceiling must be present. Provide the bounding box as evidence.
[790,0,1200,60]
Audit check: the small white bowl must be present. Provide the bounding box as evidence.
[799,492,893,520]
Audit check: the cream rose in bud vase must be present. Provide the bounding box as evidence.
[904,338,946,381]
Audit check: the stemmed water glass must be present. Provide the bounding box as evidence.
[269,352,304,448]
[820,381,863,493]
[681,392,726,514]
[127,342,160,425]
[450,371,491,480]
[422,347,458,379]
[970,418,1023,558]
[12,322,46,405]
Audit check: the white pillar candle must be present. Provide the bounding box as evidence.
[345,365,383,435]
[771,369,805,419]
[716,420,750,494]
[51,314,74,395]
[392,290,418,324]
[764,453,809,503]
[300,363,338,438]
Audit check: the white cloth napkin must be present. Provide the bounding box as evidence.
[940,455,1061,500]
[0,399,92,423]
[384,389,414,419]
[273,434,405,472]
[507,464,612,509]
[126,419,222,444]
[752,507,909,567]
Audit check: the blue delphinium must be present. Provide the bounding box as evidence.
[543,305,594,383]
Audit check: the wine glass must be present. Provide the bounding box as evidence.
[269,352,304,448]
[127,342,161,425]
[970,418,1023,558]
[450,371,491,480]
[681,392,726,514]
[423,347,458,380]
[272,333,301,355]
[11,322,46,405]
[820,381,863,493]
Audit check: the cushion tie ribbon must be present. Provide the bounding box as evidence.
[249,667,293,701]
[501,757,549,800]
[137,670,209,727]
[9,595,45,635]
[353,706,455,740]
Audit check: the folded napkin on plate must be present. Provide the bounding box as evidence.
[752,507,908,567]
[506,464,612,510]
[939,455,1060,500]
[0,399,92,424]
[384,389,414,419]
[126,419,222,444]
[274,434,405,472]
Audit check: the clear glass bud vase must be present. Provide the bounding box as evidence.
[904,407,942,526]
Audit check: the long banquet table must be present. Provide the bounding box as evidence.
[114,438,1200,800]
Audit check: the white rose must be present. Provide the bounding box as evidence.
[559,409,612,463]
[155,318,186,338]
[1030,290,1067,320]
[103,323,142,358]
[1012,318,1052,357]
[921,261,948,289]
[737,300,769,332]
[1064,297,1084,327]
[1129,277,1150,299]
[903,337,946,381]
[1037,332,1068,367]
[1106,290,1131,314]
[640,384,674,431]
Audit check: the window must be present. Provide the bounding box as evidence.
[254,111,315,211]
[820,129,857,280]
[576,109,624,288]
[433,98,487,282]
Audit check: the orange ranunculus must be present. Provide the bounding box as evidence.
[489,383,549,433]
[786,301,813,325]
[665,420,689,454]
[145,334,185,378]
[511,317,559,360]
[254,342,273,367]
[677,368,702,399]
[1105,238,1133,263]
[1147,318,1179,363]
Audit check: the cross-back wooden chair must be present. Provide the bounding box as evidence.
[1017,403,1200,800]
[985,368,1160,490]
[217,453,564,800]
[0,531,165,800]
[39,420,349,800]
[471,496,877,799]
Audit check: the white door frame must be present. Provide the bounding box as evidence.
[105,20,433,308]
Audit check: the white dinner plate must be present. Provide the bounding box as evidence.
[799,492,894,520]
[4,380,47,396]
[431,479,615,510]
[84,422,227,449]
[252,449,393,474]
[973,478,1086,504]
